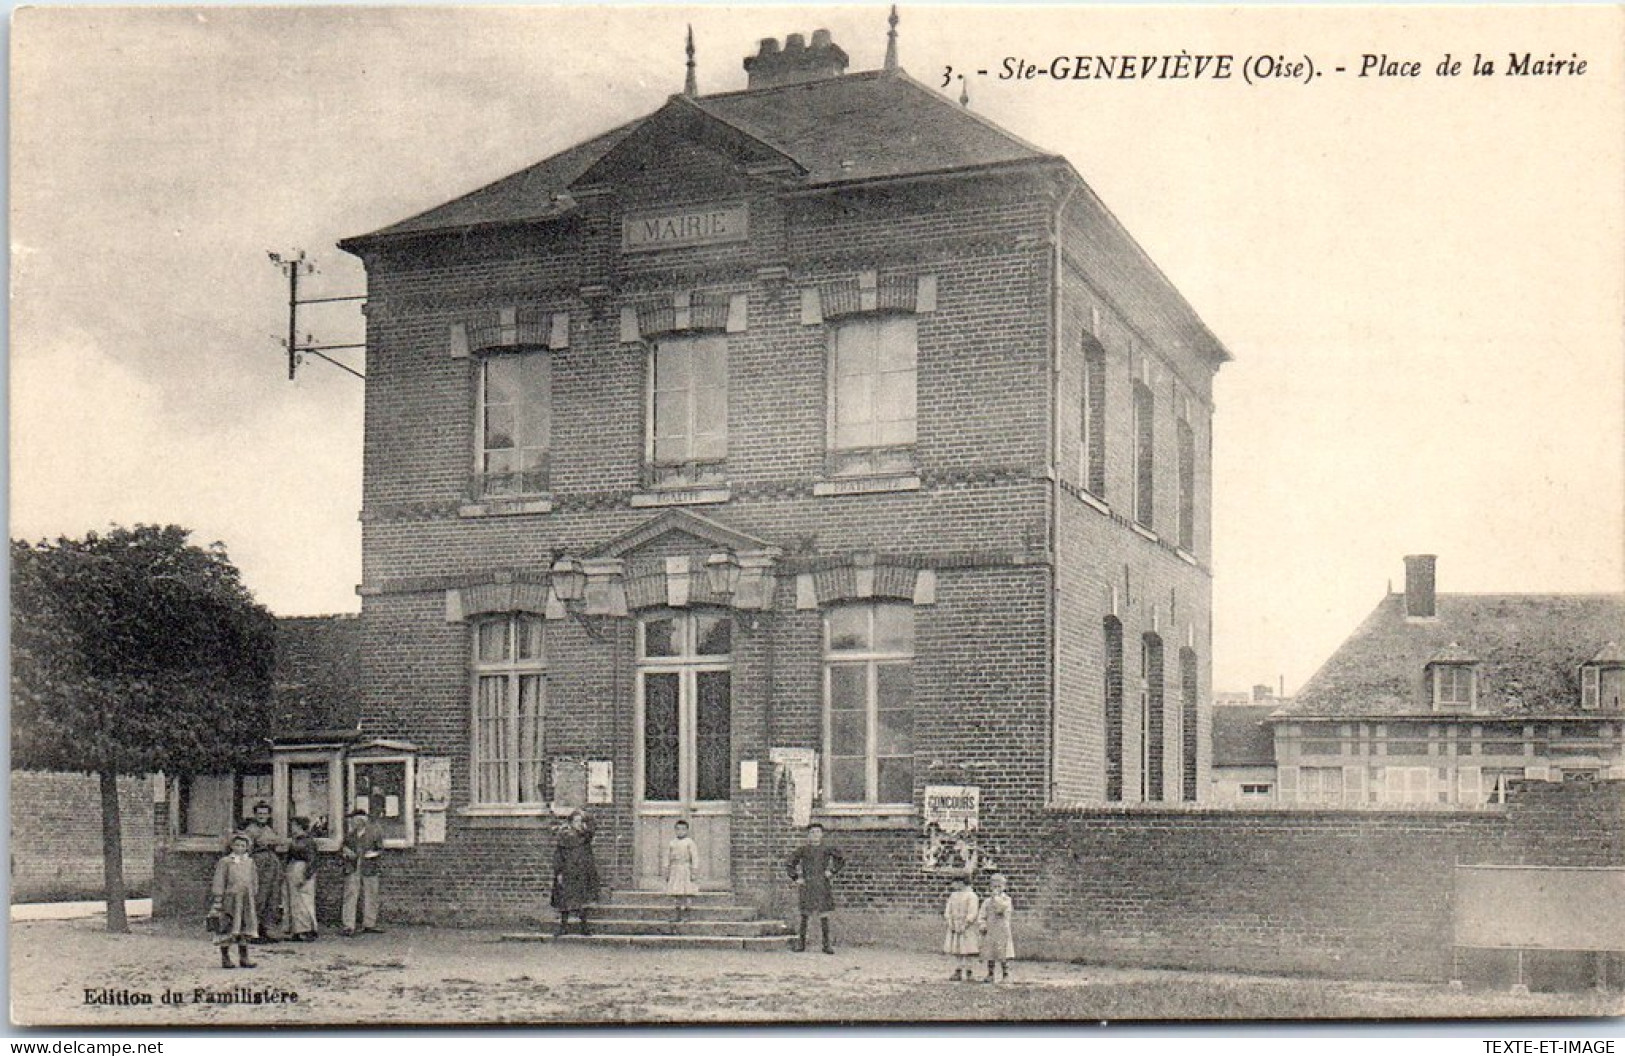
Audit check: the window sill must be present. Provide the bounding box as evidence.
[1078,490,1110,516]
[458,805,558,829]
[812,806,918,830]
[630,487,731,508]
[1175,547,1198,567]
[1131,522,1159,543]
[459,497,553,518]
[813,475,921,497]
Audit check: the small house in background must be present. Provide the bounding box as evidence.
[157,615,362,903]
[1209,702,1278,802]
[1270,555,1625,807]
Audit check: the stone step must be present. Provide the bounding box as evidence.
[501,932,794,951]
[547,917,790,938]
[601,889,738,904]
[585,902,764,922]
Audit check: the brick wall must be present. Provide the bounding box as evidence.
[1023,779,1624,981]
[11,772,154,901]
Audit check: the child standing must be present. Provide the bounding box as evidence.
[977,873,1016,983]
[664,819,701,922]
[209,832,259,969]
[943,875,981,981]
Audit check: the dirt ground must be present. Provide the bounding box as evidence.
[9,917,1621,1027]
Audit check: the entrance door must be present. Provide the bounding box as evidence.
[634,611,732,890]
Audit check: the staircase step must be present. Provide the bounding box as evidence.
[501,933,794,951]
[586,903,763,922]
[602,889,738,904]
[541,918,789,938]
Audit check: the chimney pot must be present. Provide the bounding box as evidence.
[1403,554,1438,619]
[743,28,850,89]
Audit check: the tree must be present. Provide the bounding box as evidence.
[11,525,276,932]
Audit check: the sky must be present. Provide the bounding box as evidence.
[10,5,1624,695]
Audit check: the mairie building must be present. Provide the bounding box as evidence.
[158,22,1229,926]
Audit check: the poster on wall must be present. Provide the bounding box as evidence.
[922,785,981,875]
[552,758,588,809]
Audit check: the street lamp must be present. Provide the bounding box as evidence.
[549,555,586,603]
[704,550,742,600]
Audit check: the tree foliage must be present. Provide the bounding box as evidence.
[11,525,277,777]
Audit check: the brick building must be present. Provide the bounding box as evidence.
[168,24,1227,925]
[1272,555,1625,806]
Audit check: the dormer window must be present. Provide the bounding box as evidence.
[1434,665,1475,708]
[1580,643,1623,710]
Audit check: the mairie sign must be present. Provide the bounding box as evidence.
[622,203,749,253]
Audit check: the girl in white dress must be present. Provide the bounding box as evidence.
[665,819,701,921]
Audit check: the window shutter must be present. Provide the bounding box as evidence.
[1582,666,1599,710]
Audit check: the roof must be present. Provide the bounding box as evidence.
[341,70,1054,249]
[273,615,361,735]
[1211,705,1278,767]
[691,71,1053,186]
[344,121,643,243]
[1280,593,1625,720]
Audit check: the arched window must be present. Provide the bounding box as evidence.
[1104,616,1124,802]
[1133,379,1155,528]
[1180,646,1199,801]
[1141,633,1165,801]
[1081,338,1106,497]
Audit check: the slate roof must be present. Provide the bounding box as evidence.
[272,615,361,735]
[1280,593,1625,721]
[341,70,1053,247]
[1211,705,1278,767]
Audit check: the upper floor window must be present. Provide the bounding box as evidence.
[471,613,546,806]
[478,352,550,498]
[649,334,727,489]
[830,315,917,477]
[824,602,915,806]
[1582,664,1623,710]
[1132,378,1155,528]
[1432,663,1476,710]
[1080,338,1106,497]
[1176,414,1196,552]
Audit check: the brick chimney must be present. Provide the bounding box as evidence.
[744,29,850,89]
[1403,554,1437,619]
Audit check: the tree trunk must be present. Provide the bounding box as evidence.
[99,769,129,934]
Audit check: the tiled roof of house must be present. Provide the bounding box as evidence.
[272,615,361,735]
[341,71,1052,246]
[1279,593,1625,720]
[1211,705,1278,766]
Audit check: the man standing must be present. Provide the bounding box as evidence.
[246,801,287,943]
[340,809,385,936]
[785,822,845,954]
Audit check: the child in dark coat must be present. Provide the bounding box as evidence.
[209,832,259,969]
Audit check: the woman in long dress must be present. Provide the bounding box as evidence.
[551,809,601,936]
[665,818,701,922]
[283,815,320,941]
